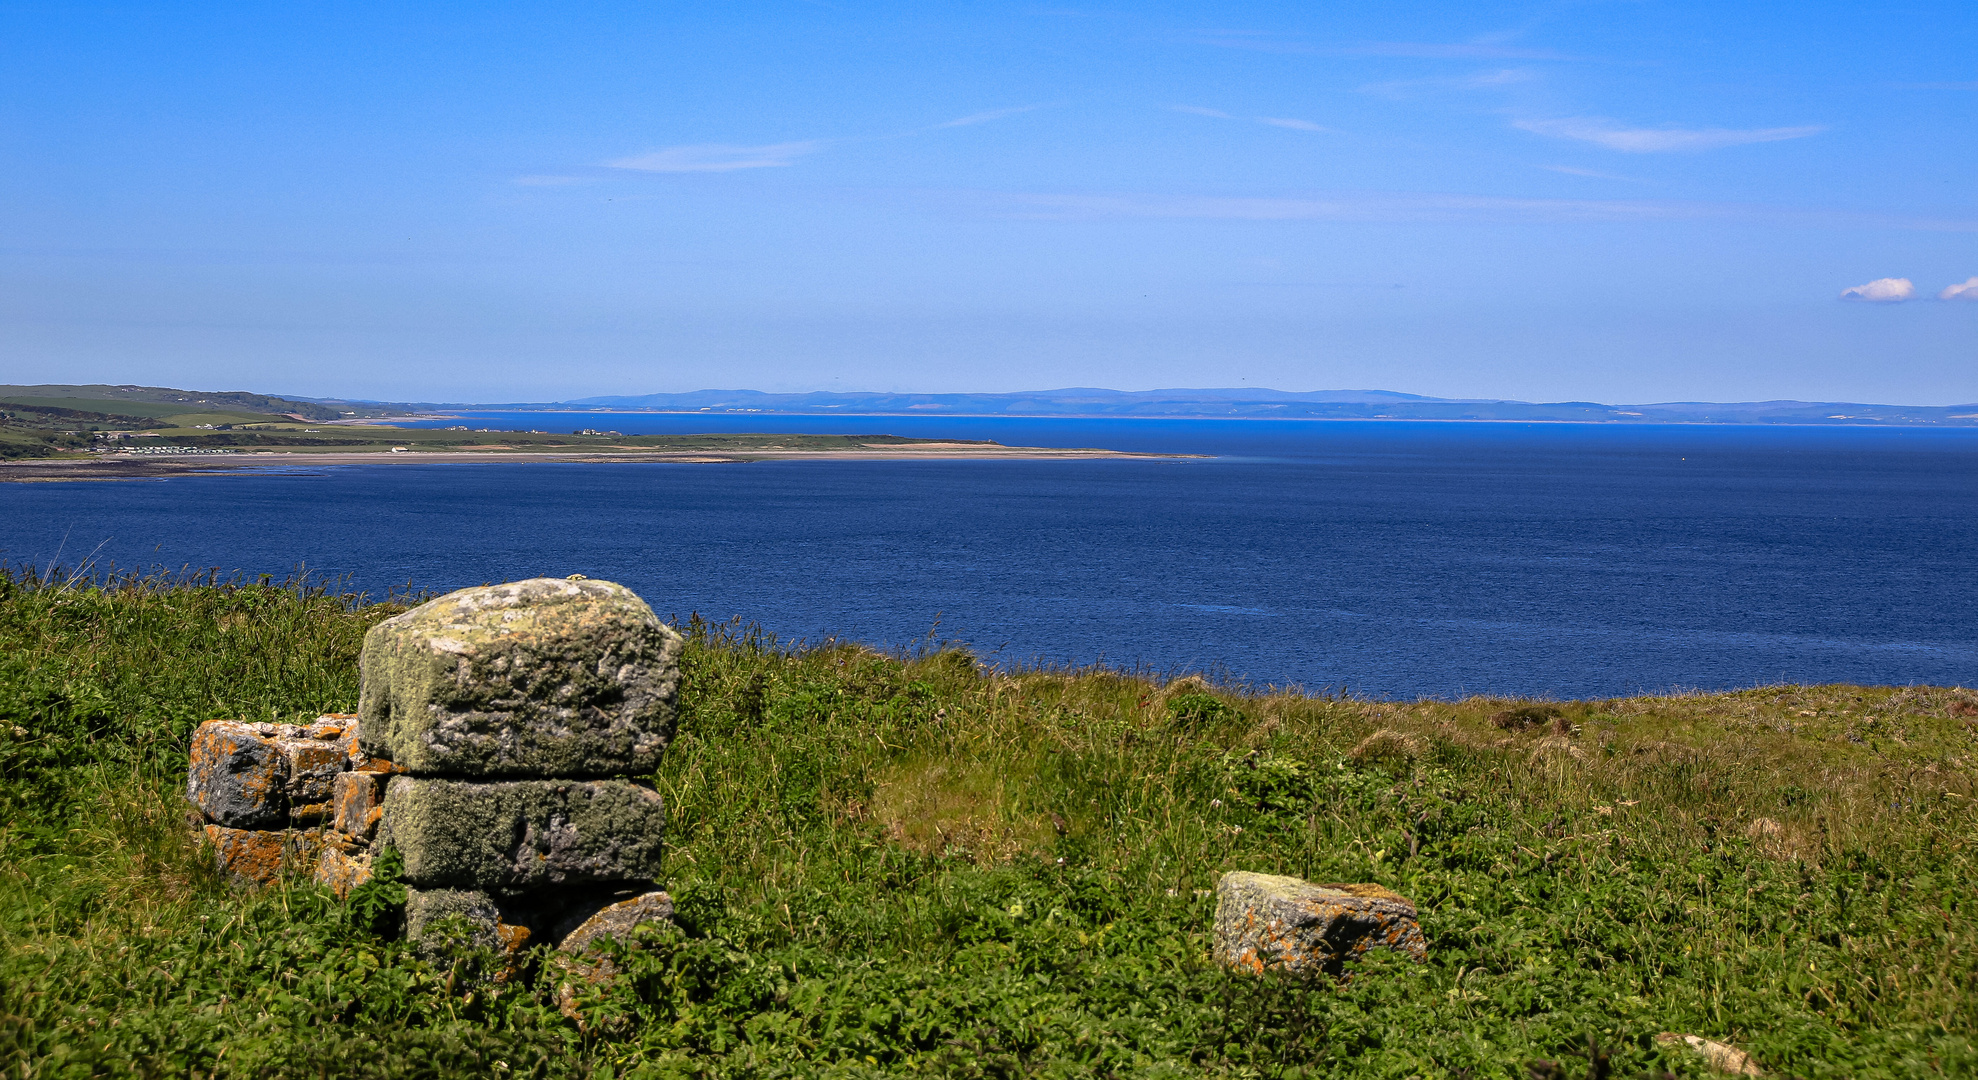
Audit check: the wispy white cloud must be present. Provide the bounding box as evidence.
[1173,105,1331,133]
[607,141,824,173]
[955,190,1978,232]
[1515,117,1825,153]
[1359,67,1537,100]
[931,105,1045,129]
[1941,277,1978,301]
[1540,164,1642,182]
[1257,116,1331,132]
[988,191,1704,224]
[1840,277,1916,302]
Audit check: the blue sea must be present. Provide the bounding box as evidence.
[5,414,1975,700]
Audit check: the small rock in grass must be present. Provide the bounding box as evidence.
[356,578,682,777]
[555,890,674,954]
[1657,1033,1762,1076]
[377,775,666,890]
[1213,871,1426,976]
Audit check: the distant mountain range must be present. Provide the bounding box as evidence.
[540,388,1978,426]
[29,384,1957,426]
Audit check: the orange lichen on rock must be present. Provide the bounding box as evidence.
[204,824,290,886]
[332,771,388,838]
[190,715,396,889]
[1212,871,1426,976]
[188,721,289,829]
[315,844,373,898]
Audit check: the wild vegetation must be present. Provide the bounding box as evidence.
[0,568,1971,1077]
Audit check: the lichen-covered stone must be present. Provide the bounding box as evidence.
[556,890,674,954]
[357,578,682,777]
[1213,871,1426,976]
[332,771,388,838]
[405,887,505,952]
[283,732,348,805]
[187,718,357,828]
[204,824,292,885]
[189,721,287,828]
[404,887,542,954]
[377,776,665,890]
[315,843,372,898]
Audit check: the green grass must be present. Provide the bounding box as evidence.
[0,570,1971,1077]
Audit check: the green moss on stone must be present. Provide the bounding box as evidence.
[356,578,682,777]
[378,776,666,890]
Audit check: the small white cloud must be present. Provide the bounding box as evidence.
[607,141,823,173]
[1840,278,1916,302]
[1257,116,1330,132]
[1172,105,1235,118]
[1516,117,1825,153]
[1540,164,1640,181]
[1941,277,1978,301]
[932,105,1043,129]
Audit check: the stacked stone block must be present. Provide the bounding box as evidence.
[359,576,683,952]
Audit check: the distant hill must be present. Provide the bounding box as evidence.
[559,387,1978,426]
[0,384,399,422]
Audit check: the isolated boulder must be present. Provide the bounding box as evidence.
[357,578,682,777]
[1213,871,1427,975]
[377,775,666,890]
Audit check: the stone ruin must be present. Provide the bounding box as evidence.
[191,575,1432,976]
[187,576,682,954]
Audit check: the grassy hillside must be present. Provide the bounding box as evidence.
[0,386,1007,462]
[0,570,1970,1077]
[0,384,393,422]
[0,385,418,459]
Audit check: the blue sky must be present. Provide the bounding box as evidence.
[1,2,1973,404]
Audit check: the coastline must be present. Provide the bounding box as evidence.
[0,444,1185,483]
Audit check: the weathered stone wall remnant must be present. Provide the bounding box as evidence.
[364,577,682,953]
[187,714,396,888]
[187,576,684,956]
[1212,870,1426,976]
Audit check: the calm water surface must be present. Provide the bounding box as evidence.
[4,417,1974,699]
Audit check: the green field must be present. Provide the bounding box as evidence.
[0,570,1971,1077]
